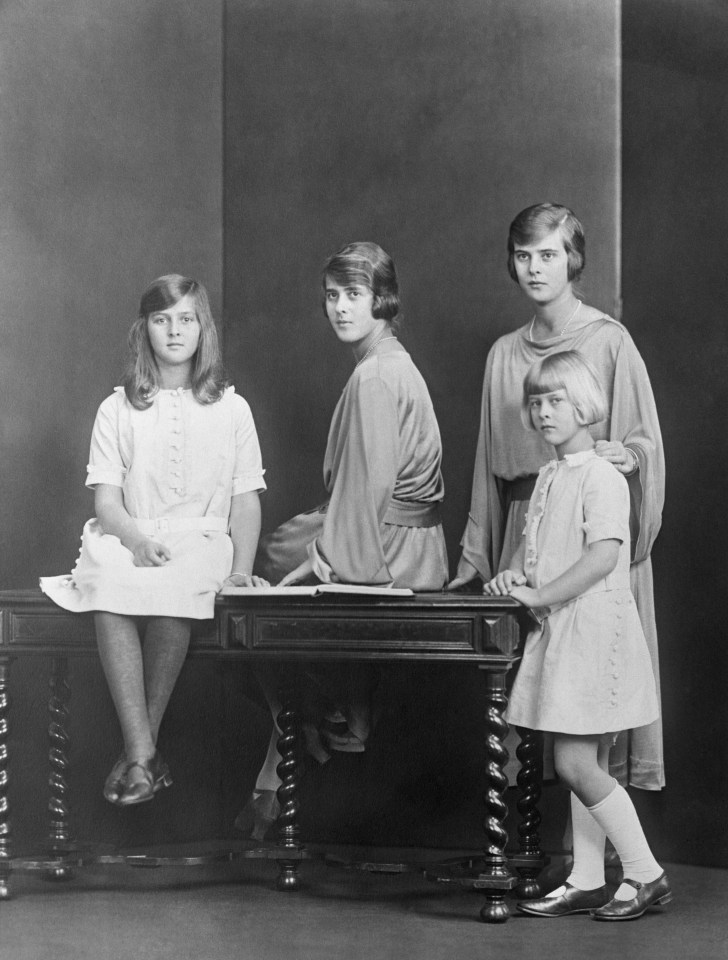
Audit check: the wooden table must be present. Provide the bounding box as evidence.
[0,588,544,923]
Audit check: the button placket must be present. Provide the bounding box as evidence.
[167,393,185,496]
[610,596,625,707]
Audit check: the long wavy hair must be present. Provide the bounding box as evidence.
[122,274,227,409]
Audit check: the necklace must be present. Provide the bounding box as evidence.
[355,335,397,367]
[529,300,582,342]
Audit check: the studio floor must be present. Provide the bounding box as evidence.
[0,848,725,960]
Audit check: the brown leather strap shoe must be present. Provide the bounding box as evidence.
[517,883,611,917]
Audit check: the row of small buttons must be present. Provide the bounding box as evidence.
[168,394,185,496]
[609,597,627,707]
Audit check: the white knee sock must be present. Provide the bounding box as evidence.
[588,782,662,899]
[566,792,607,890]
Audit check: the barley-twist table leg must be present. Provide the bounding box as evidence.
[478,670,513,923]
[0,657,12,899]
[275,675,302,891]
[513,726,544,898]
[47,657,73,881]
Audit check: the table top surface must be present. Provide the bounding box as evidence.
[0,587,519,608]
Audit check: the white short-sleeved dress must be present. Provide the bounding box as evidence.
[505,449,659,735]
[40,385,266,620]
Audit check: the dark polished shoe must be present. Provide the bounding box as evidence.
[517,883,611,918]
[117,753,172,807]
[319,719,366,753]
[301,722,331,765]
[234,790,281,841]
[591,872,672,921]
[103,753,128,805]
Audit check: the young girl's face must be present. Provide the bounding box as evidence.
[528,388,591,457]
[147,294,201,373]
[324,277,385,348]
[513,228,571,305]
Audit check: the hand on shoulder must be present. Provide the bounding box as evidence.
[594,440,638,475]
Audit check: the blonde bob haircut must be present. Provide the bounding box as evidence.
[122,274,227,410]
[521,350,608,431]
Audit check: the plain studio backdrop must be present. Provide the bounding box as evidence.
[0,0,725,872]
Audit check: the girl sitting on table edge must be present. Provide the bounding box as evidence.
[41,274,268,806]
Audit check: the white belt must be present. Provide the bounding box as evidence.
[135,517,228,535]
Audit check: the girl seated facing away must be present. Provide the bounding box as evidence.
[42,274,268,806]
[239,241,448,840]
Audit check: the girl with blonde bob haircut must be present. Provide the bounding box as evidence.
[521,351,609,432]
[485,349,669,922]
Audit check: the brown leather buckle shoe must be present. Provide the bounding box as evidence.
[591,872,672,921]
[517,883,611,918]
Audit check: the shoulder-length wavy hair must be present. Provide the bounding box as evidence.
[521,350,608,430]
[122,274,227,409]
[507,203,586,284]
[321,241,401,326]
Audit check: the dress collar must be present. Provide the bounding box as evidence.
[562,448,597,467]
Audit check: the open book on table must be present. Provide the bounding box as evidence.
[219,583,414,597]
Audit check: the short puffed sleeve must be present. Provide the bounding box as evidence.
[230,391,266,495]
[86,390,127,488]
[581,459,630,546]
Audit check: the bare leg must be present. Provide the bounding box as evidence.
[95,613,155,762]
[96,614,189,798]
[553,734,614,807]
[142,617,192,743]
